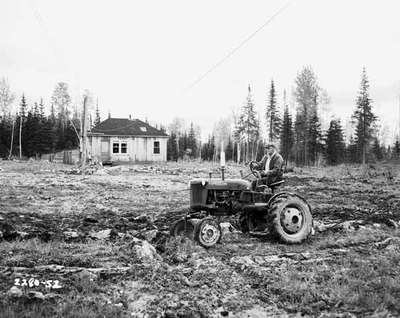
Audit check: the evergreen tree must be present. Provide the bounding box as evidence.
[209,135,216,161]
[235,85,260,162]
[19,94,27,118]
[64,122,80,149]
[50,103,56,122]
[40,118,57,154]
[371,137,383,161]
[393,138,400,159]
[200,137,209,161]
[39,98,45,119]
[23,109,38,157]
[201,135,216,161]
[178,131,188,159]
[55,121,65,151]
[33,102,39,117]
[167,132,179,161]
[294,66,320,165]
[94,103,101,127]
[308,110,323,164]
[325,119,345,165]
[225,136,234,161]
[187,122,198,158]
[280,101,294,166]
[351,67,377,164]
[266,80,281,143]
[346,135,358,163]
[0,115,13,157]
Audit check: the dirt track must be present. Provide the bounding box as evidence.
[1,161,400,317]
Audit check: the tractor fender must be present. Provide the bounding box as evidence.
[266,192,312,215]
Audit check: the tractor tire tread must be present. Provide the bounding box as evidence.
[268,194,312,244]
[194,217,222,248]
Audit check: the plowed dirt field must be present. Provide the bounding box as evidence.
[1,161,399,317]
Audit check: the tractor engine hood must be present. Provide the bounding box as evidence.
[190,178,251,190]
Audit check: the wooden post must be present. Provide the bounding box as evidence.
[9,116,15,159]
[398,95,400,140]
[19,114,22,159]
[81,96,88,174]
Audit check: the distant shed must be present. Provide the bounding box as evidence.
[88,118,168,163]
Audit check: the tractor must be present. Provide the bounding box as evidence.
[169,161,313,248]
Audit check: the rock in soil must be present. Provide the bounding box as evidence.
[7,286,23,297]
[130,238,162,262]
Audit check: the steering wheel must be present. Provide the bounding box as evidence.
[249,161,261,179]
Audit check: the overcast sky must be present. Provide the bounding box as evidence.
[1,0,400,142]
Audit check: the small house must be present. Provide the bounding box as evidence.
[88,117,168,162]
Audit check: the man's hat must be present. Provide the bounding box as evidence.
[264,143,277,149]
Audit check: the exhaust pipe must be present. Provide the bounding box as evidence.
[220,142,225,181]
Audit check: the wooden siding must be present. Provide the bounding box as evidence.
[88,136,167,162]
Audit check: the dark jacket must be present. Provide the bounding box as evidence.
[257,152,284,180]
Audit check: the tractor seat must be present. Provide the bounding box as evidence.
[256,180,284,193]
[255,185,269,192]
[268,180,285,188]
[268,180,284,193]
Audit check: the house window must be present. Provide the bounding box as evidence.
[154,141,160,154]
[140,127,147,132]
[113,143,119,153]
[121,143,127,153]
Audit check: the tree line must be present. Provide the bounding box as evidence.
[0,81,83,158]
[166,66,400,165]
[0,68,399,165]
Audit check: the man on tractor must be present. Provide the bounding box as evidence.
[170,142,313,247]
[251,143,284,191]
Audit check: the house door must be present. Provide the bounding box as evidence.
[100,139,110,161]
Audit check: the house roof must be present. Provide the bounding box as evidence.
[90,118,168,137]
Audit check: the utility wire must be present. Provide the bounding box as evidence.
[29,0,69,74]
[29,0,82,103]
[185,0,295,92]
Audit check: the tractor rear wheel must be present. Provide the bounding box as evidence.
[194,217,222,248]
[268,194,312,244]
[238,212,249,233]
[170,219,195,240]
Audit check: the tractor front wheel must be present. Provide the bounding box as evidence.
[194,217,222,248]
[170,219,195,240]
[238,212,249,233]
[268,194,312,244]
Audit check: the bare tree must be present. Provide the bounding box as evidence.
[318,88,332,131]
[51,82,71,125]
[18,95,27,159]
[168,117,186,155]
[0,78,16,158]
[0,78,15,117]
[213,117,232,153]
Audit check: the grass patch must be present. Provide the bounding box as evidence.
[0,296,128,318]
[0,239,126,268]
[263,249,400,315]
